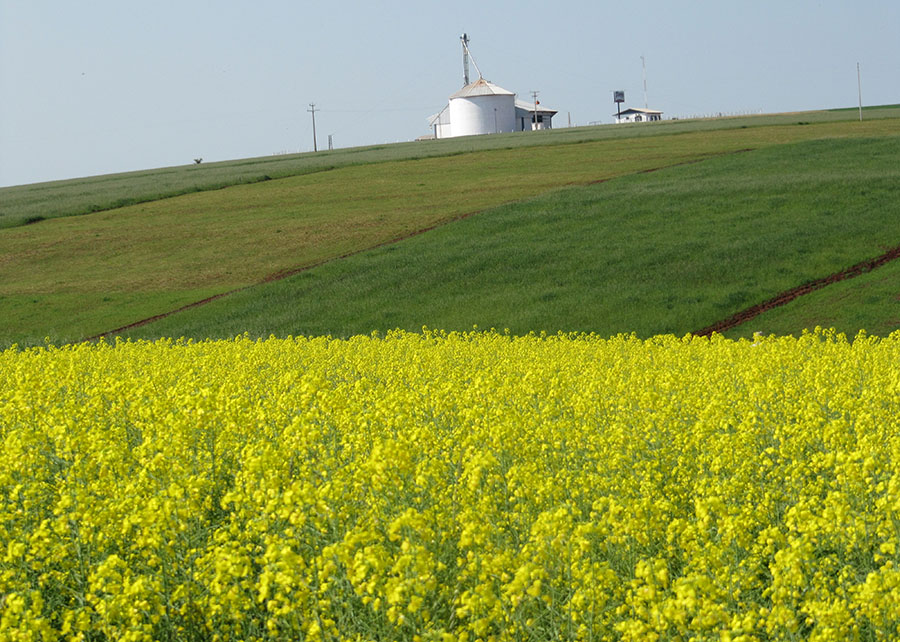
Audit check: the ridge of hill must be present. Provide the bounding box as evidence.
[3,106,899,229]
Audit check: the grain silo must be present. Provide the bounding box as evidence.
[448,78,517,136]
[425,34,557,139]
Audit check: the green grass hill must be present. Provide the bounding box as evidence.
[1,107,899,347]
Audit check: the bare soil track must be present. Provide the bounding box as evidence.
[93,238,900,342]
[85,209,489,341]
[87,152,757,342]
[85,147,894,342]
[694,243,900,337]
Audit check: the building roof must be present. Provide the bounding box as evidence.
[515,99,558,115]
[427,104,449,126]
[450,77,515,99]
[614,107,663,116]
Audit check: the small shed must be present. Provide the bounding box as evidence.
[427,105,452,139]
[614,107,663,124]
[514,99,557,131]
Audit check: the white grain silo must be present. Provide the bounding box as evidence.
[423,35,556,140]
[448,78,517,137]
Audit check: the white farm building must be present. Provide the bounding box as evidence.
[614,107,663,124]
[428,80,557,139]
[426,36,557,139]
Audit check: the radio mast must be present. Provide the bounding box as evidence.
[641,55,648,109]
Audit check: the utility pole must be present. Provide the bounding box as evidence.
[857,63,863,121]
[531,90,540,131]
[308,103,319,152]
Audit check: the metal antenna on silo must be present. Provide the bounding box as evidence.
[461,34,470,86]
[460,34,483,84]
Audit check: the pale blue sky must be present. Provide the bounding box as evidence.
[1,1,897,187]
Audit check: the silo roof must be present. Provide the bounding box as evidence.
[449,77,515,99]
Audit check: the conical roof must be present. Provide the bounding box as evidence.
[449,77,515,99]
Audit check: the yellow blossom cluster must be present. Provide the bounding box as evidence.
[1,328,899,641]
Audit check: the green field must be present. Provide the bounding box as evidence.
[118,136,900,342]
[1,108,899,346]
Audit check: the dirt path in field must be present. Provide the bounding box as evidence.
[694,243,900,336]
[102,146,898,344]
[84,208,508,340]
[91,235,900,342]
[89,153,757,342]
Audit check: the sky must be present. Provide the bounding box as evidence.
[0,0,897,187]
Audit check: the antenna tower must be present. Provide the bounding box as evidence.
[641,55,648,109]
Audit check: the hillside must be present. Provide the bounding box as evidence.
[1,109,899,346]
[117,136,900,342]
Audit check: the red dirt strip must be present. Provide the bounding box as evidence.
[694,243,900,337]
[85,213,490,341]
[86,149,893,342]
[88,154,751,342]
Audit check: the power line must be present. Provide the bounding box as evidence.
[319,107,437,114]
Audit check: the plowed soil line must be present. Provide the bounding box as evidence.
[86,209,494,341]
[89,152,756,342]
[92,238,900,342]
[695,243,900,336]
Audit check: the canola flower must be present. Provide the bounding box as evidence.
[1,328,899,641]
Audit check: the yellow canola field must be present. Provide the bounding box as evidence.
[1,329,900,642]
